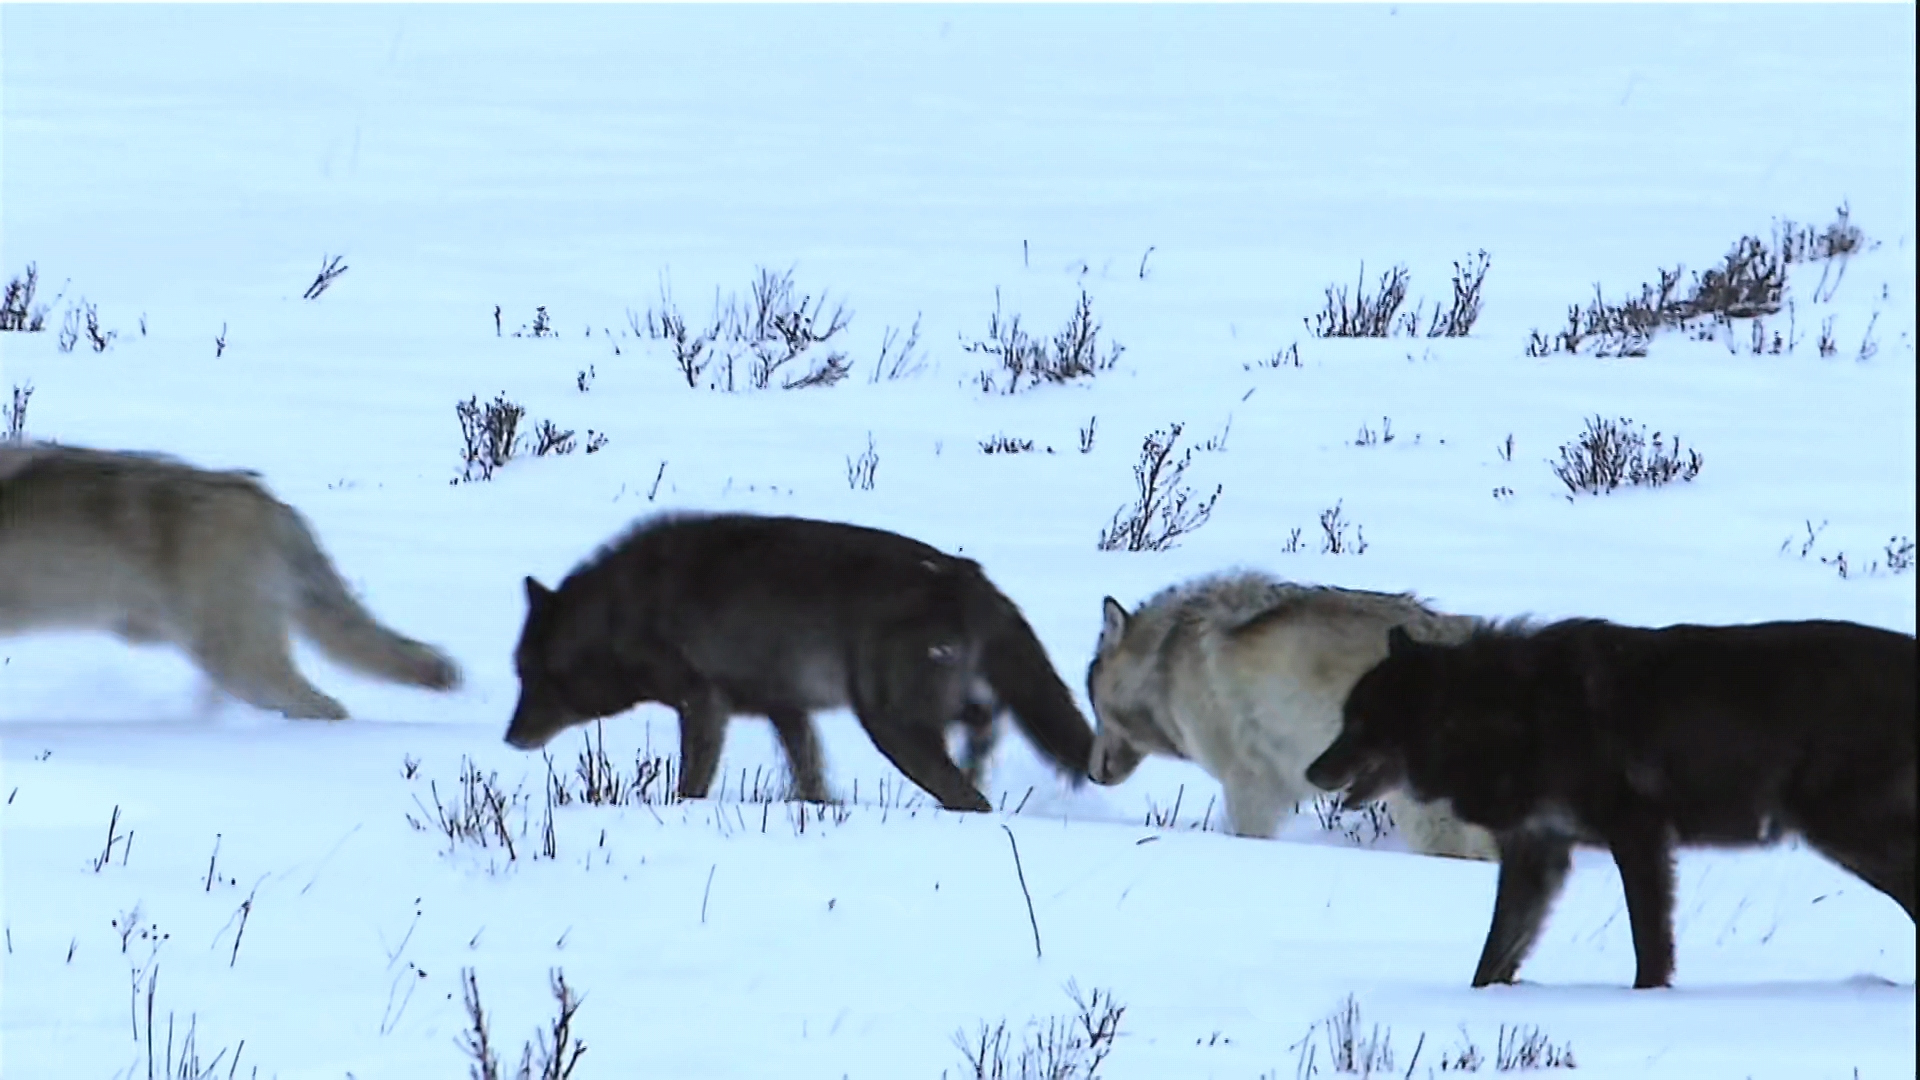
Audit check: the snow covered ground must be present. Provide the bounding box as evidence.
[2,5,1914,1078]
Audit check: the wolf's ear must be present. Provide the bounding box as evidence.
[1386,625,1419,656]
[1097,597,1130,653]
[524,576,553,608]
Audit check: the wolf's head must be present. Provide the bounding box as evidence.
[503,576,689,750]
[1307,625,1531,821]
[1086,596,1187,786]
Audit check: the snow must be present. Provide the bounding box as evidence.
[1,4,1913,1078]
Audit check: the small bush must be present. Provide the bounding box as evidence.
[870,314,927,383]
[455,393,527,482]
[1550,415,1702,496]
[968,289,1124,394]
[1525,208,1867,358]
[4,383,31,443]
[0,263,50,332]
[949,982,1124,1080]
[1096,423,1220,553]
[302,254,348,300]
[980,433,1037,455]
[846,433,879,491]
[459,967,587,1080]
[634,266,851,392]
[1318,500,1368,555]
[1311,263,1409,339]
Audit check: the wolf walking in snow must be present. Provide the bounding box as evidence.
[1085,569,1497,861]
[503,511,1095,811]
[1308,617,1917,989]
[0,443,461,719]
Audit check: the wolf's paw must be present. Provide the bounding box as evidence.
[414,650,463,691]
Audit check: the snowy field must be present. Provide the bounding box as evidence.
[2,4,1915,1078]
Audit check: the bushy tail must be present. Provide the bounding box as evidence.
[273,505,463,692]
[964,574,1094,783]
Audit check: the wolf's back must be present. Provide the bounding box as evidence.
[957,568,1095,781]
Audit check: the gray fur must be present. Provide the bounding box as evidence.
[0,443,461,719]
[1086,568,1498,860]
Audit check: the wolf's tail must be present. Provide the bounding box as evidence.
[964,571,1094,784]
[272,504,463,692]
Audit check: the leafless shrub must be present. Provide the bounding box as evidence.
[1856,311,1880,363]
[1550,415,1702,496]
[302,254,348,300]
[1311,263,1409,338]
[949,982,1124,1080]
[1351,417,1394,447]
[125,992,260,1080]
[1494,1025,1576,1070]
[1247,341,1303,370]
[1096,422,1221,552]
[1775,202,1868,265]
[968,289,1124,394]
[846,433,879,491]
[4,383,31,443]
[1310,794,1394,847]
[455,394,527,482]
[1885,536,1915,574]
[462,968,584,1080]
[1292,995,1396,1077]
[407,756,532,860]
[58,298,114,353]
[1817,314,1839,357]
[1078,416,1098,454]
[871,314,927,383]
[1424,250,1492,337]
[507,306,556,339]
[981,433,1037,455]
[1,263,49,332]
[637,266,851,391]
[1523,214,1868,357]
[1439,1029,1486,1071]
[530,420,576,457]
[1318,500,1368,555]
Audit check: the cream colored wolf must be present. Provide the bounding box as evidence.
[0,443,461,719]
[1086,569,1497,861]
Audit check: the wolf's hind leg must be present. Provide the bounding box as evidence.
[1603,816,1678,988]
[188,617,348,721]
[956,702,997,790]
[674,690,730,801]
[1804,818,1917,921]
[766,707,830,804]
[854,711,992,813]
[1472,832,1573,987]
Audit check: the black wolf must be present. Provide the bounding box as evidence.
[1306,617,1916,989]
[504,511,1095,812]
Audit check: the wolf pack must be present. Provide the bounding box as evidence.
[2,442,1913,992]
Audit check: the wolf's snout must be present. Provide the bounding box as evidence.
[1304,747,1351,792]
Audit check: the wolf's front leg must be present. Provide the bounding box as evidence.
[766,706,830,803]
[674,689,731,801]
[1221,768,1290,840]
[1603,816,1677,989]
[1471,831,1573,987]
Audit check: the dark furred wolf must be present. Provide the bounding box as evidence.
[1306,617,1916,989]
[504,511,1095,811]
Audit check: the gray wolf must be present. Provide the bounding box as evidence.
[503,511,1095,811]
[1307,618,1917,989]
[1085,569,1498,861]
[0,443,461,719]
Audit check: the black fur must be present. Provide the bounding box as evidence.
[1306,617,1916,989]
[505,511,1094,812]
